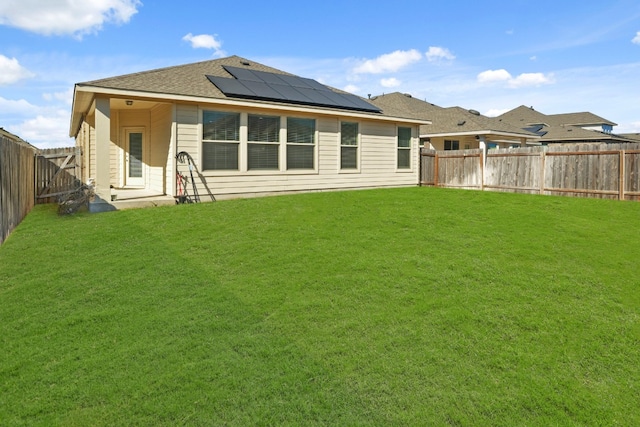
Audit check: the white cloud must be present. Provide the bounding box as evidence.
[380,77,401,88]
[633,31,640,45]
[0,0,141,37]
[477,69,513,83]
[0,55,34,85]
[484,108,510,117]
[343,84,360,93]
[353,49,422,74]
[0,96,35,114]
[425,46,455,62]
[508,72,555,88]
[11,109,74,148]
[182,33,225,56]
[477,69,554,88]
[42,88,73,104]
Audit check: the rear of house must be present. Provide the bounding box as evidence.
[70,56,428,206]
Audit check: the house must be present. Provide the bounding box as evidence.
[496,105,634,144]
[620,133,640,143]
[368,93,539,151]
[69,56,429,208]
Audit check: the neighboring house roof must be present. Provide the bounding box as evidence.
[497,105,631,144]
[620,133,640,143]
[496,105,550,127]
[369,92,537,140]
[70,56,427,137]
[0,127,38,150]
[545,111,617,127]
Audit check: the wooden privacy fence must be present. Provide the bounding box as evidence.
[1,142,82,245]
[0,134,36,245]
[420,143,640,201]
[36,147,83,204]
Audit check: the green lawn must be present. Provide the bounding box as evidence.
[1,187,639,426]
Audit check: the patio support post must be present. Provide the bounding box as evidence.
[94,97,111,202]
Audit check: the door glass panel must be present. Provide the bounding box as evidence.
[129,132,142,178]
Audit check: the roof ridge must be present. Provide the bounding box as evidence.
[79,55,254,85]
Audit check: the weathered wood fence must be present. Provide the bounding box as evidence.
[1,138,82,245]
[0,134,37,244]
[421,143,640,201]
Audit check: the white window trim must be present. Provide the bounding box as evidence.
[396,125,413,172]
[199,109,320,176]
[285,116,318,172]
[338,120,361,174]
[200,109,241,173]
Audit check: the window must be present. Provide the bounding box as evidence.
[287,117,315,170]
[340,122,358,169]
[397,127,412,169]
[248,114,280,170]
[444,140,459,150]
[202,111,240,170]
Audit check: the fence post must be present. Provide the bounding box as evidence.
[619,150,625,201]
[480,150,484,191]
[434,153,439,187]
[539,151,546,195]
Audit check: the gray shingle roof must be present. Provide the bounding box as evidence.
[369,93,536,137]
[546,112,617,127]
[71,57,429,137]
[497,105,630,143]
[78,55,293,100]
[620,133,640,142]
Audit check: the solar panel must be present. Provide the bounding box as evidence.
[206,66,381,113]
[207,76,255,98]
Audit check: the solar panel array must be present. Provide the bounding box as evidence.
[523,124,548,136]
[207,66,381,113]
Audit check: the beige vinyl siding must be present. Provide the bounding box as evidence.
[317,118,339,174]
[86,114,96,184]
[110,113,120,187]
[176,104,199,161]
[149,104,172,193]
[76,120,95,184]
[167,104,177,197]
[174,104,419,199]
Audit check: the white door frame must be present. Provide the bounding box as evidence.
[123,126,147,188]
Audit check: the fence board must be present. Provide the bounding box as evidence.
[420,149,436,185]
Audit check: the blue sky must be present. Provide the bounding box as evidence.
[1,0,640,148]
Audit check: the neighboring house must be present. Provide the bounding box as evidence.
[69,56,428,206]
[496,105,634,144]
[0,127,38,150]
[368,93,539,151]
[620,133,640,143]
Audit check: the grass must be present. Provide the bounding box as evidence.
[1,187,639,426]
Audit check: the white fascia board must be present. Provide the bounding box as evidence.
[75,85,431,125]
[421,130,539,139]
